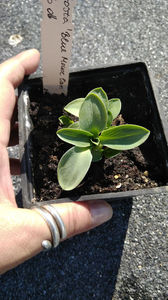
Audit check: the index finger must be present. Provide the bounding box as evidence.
[0,49,40,88]
[0,49,40,147]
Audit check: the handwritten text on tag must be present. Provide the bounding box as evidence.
[41,0,76,95]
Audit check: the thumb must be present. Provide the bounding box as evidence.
[51,200,113,238]
[0,201,112,274]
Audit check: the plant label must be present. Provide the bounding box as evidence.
[41,0,76,95]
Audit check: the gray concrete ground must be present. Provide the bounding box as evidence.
[0,0,168,299]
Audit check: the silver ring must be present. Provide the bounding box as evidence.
[32,207,60,249]
[43,205,67,240]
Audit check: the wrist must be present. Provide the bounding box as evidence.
[0,206,51,274]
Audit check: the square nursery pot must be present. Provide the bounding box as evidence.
[18,63,168,208]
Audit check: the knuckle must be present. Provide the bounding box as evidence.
[64,202,91,238]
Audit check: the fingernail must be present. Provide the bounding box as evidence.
[90,201,113,226]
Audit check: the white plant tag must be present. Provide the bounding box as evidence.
[41,0,76,95]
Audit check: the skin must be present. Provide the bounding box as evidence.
[0,49,113,275]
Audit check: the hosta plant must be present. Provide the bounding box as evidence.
[57,88,150,191]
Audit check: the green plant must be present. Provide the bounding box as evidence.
[56,87,150,191]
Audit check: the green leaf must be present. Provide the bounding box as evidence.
[90,137,100,146]
[104,148,121,158]
[57,128,93,147]
[91,146,103,162]
[79,93,108,136]
[107,110,113,128]
[88,87,109,111]
[108,98,121,120]
[64,98,85,117]
[59,115,73,127]
[57,147,92,190]
[100,124,150,150]
[68,121,80,129]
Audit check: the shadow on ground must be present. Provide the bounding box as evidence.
[0,197,132,300]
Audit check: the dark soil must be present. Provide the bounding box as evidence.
[29,92,160,202]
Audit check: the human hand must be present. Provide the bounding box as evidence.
[0,49,112,274]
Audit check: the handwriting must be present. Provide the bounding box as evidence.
[42,0,75,94]
[60,56,68,76]
[47,0,57,4]
[63,0,70,24]
[47,8,57,20]
[61,29,72,53]
[59,77,66,90]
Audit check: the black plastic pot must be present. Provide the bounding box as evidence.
[18,63,168,208]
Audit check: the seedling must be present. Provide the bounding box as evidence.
[57,88,150,190]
